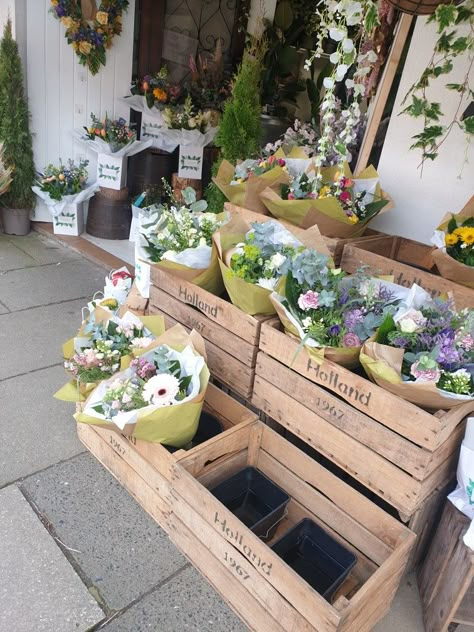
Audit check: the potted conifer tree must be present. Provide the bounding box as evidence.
[0,19,35,235]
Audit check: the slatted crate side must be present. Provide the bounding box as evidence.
[148,304,255,399]
[259,320,474,451]
[149,286,258,366]
[252,371,459,518]
[341,245,474,310]
[150,266,268,344]
[345,235,437,271]
[77,423,286,632]
[173,421,415,632]
[123,281,149,316]
[255,352,464,482]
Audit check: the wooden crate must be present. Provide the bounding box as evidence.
[341,245,474,309]
[149,267,270,399]
[343,234,436,271]
[418,501,474,631]
[168,420,416,632]
[254,320,473,520]
[123,281,149,316]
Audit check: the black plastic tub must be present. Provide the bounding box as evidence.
[209,467,290,542]
[271,518,357,601]
[163,412,223,453]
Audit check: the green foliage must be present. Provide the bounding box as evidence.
[0,20,35,209]
[204,159,227,213]
[214,51,263,163]
[401,0,474,169]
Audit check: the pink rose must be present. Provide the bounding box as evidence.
[410,360,441,382]
[339,190,351,203]
[298,290,319,311]
[342,332,361,347]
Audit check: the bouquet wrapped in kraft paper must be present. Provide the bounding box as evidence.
[431,195,474,289]
[212,148,309,215]
[137,197,229,296]
[260,163,392,238]
[270,249,410,369]
[213,215,330,316]
[75,324,210,446]
[360,297,474,411]
[55,306,165,403]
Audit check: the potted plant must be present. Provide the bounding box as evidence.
[0,143,12,198]
[0,19,36,235]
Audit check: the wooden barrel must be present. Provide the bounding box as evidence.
[86,188,131,240]
[127,148,178,196]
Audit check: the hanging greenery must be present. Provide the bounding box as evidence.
[50,0,129,75]
[401,1,474,168]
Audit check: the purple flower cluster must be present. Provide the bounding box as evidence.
[131,357,156,380]
[344,309,364,331]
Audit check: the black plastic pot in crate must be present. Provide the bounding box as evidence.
[271,518,357,601]
[164,412,223,454]
[209,466,290,542]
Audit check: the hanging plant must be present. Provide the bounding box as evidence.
[305,0,381,171]
[50,0,129,75]
[401,1,474,169]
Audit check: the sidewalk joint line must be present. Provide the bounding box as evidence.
[0,362,64,383]
[0,295,93,316]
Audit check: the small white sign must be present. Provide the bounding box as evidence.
[96,153,127,190]
[178,144,204,179]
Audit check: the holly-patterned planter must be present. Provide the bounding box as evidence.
[52,202,84,236]
[96,153,128,190]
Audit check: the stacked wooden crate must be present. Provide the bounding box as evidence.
[78,386,416,632]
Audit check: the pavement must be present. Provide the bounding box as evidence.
[0,228,468,632]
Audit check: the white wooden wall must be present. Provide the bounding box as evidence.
[25,0,136,219]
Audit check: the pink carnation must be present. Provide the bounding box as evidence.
[342,332,361,347]
[460,334,474,351]
[410,360,441,382]
[298,290,319,311]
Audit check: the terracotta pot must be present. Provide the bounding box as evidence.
[386,0,449,15]
[2,207,31,235]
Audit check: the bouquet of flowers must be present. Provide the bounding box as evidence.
[32,159,98,218]
[213,215,330,315]
[162,96,214,133]
[137,188,229,295]
[55,306,165,402]
[0,143,12,196]
[360,300,474,410]
[130,66,183,110]
[213,150,292,215]
[264,119,318,157]
[260,164,391,238]
[431,196,474,289]
[270,249,403,368]
[103,266,134,304]
[187,42,231,112]
[75,324,210,445]
[83,114,136,150]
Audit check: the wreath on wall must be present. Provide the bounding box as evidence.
[50,0,130,75]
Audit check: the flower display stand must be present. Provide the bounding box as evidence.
[418,501,474,631]
[148,267,272,400]
[171,173,202,203]
[252,319,473,569]
[96,153,128,190]
[52,202,84,236]
[86,187,131,240]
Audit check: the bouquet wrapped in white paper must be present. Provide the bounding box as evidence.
[448,419,474,550]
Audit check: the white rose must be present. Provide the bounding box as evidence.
[399,318,419,334]
[269,252,287,270]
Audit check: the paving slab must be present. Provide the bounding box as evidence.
[0,298,90,380]
[373,572,425,631]
[0,257,105,311]
[0,485,103,632]
[0,239,37,271]
[1,231,82,266]
[101,565,248,632]
[21,453,188,610]
[0,365,84,486]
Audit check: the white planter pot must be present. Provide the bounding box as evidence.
[129,203,140,241]
[96,154,128,190]
[52,202,84,236]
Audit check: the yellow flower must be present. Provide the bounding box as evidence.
[61,16,75,29]
[72,41,79,51]
[348,214,359,224]
[445,233,458,246]
[153,87,167,102]
[96,11,109,26]
[318,186,330,198]
[100,298,119,310]
[460,228,474,245]
[79,41,92,55]
[259,161,266,168]
[51,0,58,5]
[453,227,467,236]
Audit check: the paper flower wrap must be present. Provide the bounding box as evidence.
[213,215,331,316]
[74,130,153,158]
[137,206,229,296]
[74,324,210,446]
[212,148,303,215]
[55,306,165,403]
[431,196,474,289]
[32,182,99,218]
[260,164,392,238]
[103,266,134,304]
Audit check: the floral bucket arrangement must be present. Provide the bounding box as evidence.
[260,163,392,238]
[32,159,98,235]
[270,249,408,369]
[136,187,229,296]
[431,196,474,289]
[213,215,330,316]
[74,323,210,446]
[212,149,300,215]
[55,305,165,402]
[360,300,474,410]
[77,113,152,190]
